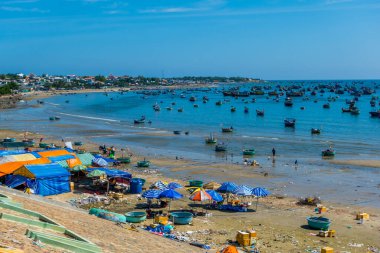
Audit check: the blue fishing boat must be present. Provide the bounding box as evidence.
[284,118,296,127]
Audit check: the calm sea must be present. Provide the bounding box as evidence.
[1,80,380,206]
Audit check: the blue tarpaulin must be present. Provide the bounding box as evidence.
[0,150,26,157]
[87,167,131,179]
[13,163,70,196]
[94,155,117,163]
[48,155,75,162]
[5,175,28,188]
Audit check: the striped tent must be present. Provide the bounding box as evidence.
[233,185,253,196]
[142,189,162,199]
[150,181,168,190]
[189,189,212,202]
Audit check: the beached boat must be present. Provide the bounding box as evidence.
[74,141,83,146]
[137,159,150,168]
[242,149,255,156]
[256,109,264,116]
[205,134,217,144]
[311,128,321,134]
[284,118,296,127]
[322,149,335,157]
[117,157,131,164]
[125,211,147,223]
[307,216,331,230]
[221,127,233,133]
[134,116,146,124]
[215,143,227,152]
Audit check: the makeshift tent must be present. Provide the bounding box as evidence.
[71,165,87,172]
[150,181,168,190]
[93,154,117,163]
[37,149,70,158]
[56,160,69,168]
[86,170,106,177]
[86,167,131,179]
[142,189,163,199]
[77,153,95,166]
[233,185,253,196]
[48,154,75,162]
[11,153,36,162]
[92,158,108,167]
[66,154,82,168]
[0,150,26,157]
[0,158,51,177]
[12,163,70,196]
[5,174,28,188]
[217,182,238,193]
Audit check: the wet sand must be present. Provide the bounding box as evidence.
[330,159,380,168]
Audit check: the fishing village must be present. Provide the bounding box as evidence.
[1,74,380,253]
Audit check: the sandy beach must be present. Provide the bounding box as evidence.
[330,160,380,168]
[1,129,379,253]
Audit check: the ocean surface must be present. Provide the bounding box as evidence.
[1,80,380,207]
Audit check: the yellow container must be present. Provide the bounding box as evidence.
[70,182,75,191]
[321,247,334,253]
[237,237,251,246]
[321,206,327,212]
[328,230,335,237]
[358,213,369,220]
[249,230,257,238]
[154,215,168,224]
[237,231,250,240]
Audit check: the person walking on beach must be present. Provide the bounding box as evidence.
[272,148,276,157]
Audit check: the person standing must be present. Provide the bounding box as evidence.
[272,147,276,157]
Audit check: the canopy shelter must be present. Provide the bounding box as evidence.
[86,169,106,178]
[233,185,253,196]
[86,167,131,179]
[203,181,221,190]
[0,158,51,177]
[150,180,168,190]
[159,189,183,210]
[251,187,270,211]
[11,163,70,196]
[189,189,212,202]
[37,149,71,158]
[205,190,223,202]
[217,182,238,193]
[142,189,163,199]
[76,153,95,166]
[92,158,108,167]
[48,154,75,162]
[0,153,37,165]
[167,182,182,189]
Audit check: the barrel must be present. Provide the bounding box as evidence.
[130,179,143,194]
[132,178,146,186]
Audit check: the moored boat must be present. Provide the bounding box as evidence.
[137,159,151,168]
[311,128,321,134]
[205,133,217,144]
[284,97,293,107]
[215,143,227,152]
[222,127,233,133]
[307,216,331,230]
[284,118,296,127]
[173,130,181,135]
[134,116,146,124]
[256,109,264,116]
[322,148,335,157]
[242,149,255,156]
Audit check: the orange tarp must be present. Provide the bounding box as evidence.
[0,158,51,177]
[38,150,70,158]
[220,246,238,253]
[66,154,82,168]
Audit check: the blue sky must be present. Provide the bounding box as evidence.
[0,0,379,79]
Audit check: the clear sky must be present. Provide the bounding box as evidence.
[0,0,379,79]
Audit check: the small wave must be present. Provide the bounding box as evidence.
[58,112,120,122]
[45,102,60,106]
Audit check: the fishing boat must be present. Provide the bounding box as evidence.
[170,212,193,225]
[193,104,199,108]
[307,217,331,230]
[323,103,330,109]
[134,116,146,124]
[230,106,236,112]
[178,108,183,112]
[215,143,227,152]
[311,128,321,134]
[284,97,293,107]
[284,118,296,127]
[350,108,360,115]
[166,107,173,111]
[205,133,217,144]
[173,130,181,135]
[117,157,131,164]
[3,137,16,143]
[125,211,147,223]
[137,159,151,168]
[215,100,223,106]
[341,107,351,113]
[243,149,255,156]
[74,141,83,146]
[244,107,249,113]
[256,109,264,116]
[222,127,233,133]
[189,96,196,102]
[49,117,55,121]
[369,110,380,117]
[153,103,160,111]
[54,116,61,120]
[322,148,335,157]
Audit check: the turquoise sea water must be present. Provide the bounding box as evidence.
[1,80,380,206]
